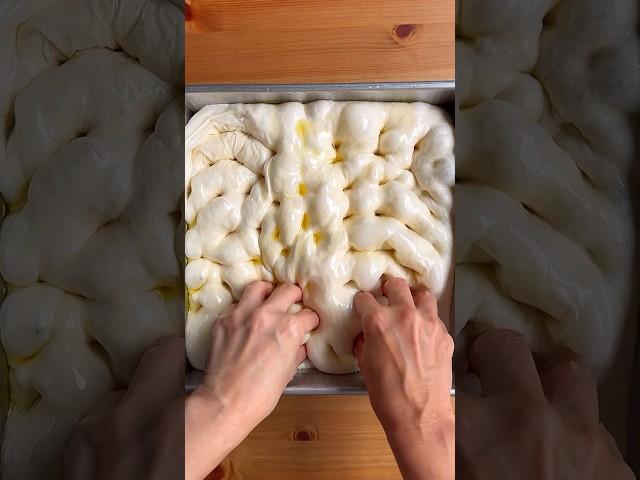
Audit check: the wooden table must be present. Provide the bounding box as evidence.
[185,0,455,84]
[206,396,402,480]
[187,2,454,478]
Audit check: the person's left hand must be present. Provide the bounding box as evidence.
[185,281,319,480]
[194,281,318,427]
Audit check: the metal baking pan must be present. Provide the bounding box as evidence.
[184,81,455,395]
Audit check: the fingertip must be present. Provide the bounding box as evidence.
[283,281,301,292]
[382,276,413,306]
[413,286,434,301]
[353,290,374,307]
[299,308,320,329]
[414,288,438,318]
[267,282,303,310]
[383,276,408,289]
[469,328,528,359]
[248,280,268,288]
[468,328,542,398]
[277,282,302,298]
[240,281,273,303]
[538,345,581,373]
[253,280,275,293]
[353,292,384,329]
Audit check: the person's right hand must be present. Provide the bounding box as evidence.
[457,328,635,480]
[353,277,454,480]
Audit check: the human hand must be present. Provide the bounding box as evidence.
[186,281,319,480]
[353,277,454,480]
[64,336,184,480]
[195,280,318,426]
[457,328,635,480]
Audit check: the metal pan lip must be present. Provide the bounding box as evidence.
[185,370,457,396]
[185,80,455,93]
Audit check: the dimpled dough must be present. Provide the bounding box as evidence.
[185,102,454,373]
[0,1,183,478]
[456,0,640,373]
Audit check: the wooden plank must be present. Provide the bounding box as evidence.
[186,0,453,32]
[186,0,454,84]
[207,395,402,480]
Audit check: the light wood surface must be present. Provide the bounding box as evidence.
[206,396,402,480]
[185,0,454,84]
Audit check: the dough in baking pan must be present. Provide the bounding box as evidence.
[185,101,455,373]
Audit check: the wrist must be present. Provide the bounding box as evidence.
[193,381,271,432]
[188,385,253,437]
[185,390,254,480]
[380,399,453,435]
[383,407,454,480]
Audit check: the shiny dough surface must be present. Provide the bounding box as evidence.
[185,101,455,373]
[456,0,639,374]
[0,1,183,478]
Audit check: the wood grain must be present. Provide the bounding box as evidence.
[186,0,454,84]
[206,396,402,480]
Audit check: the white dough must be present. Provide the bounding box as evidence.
[185,102,455,374]
[456,0,639,373]
[0,1,183,478]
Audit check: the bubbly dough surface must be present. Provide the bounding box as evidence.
[185,101,454,373]
[456,0,639,373]
[0,1,183,478]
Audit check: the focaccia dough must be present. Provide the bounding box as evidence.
[185,101,454,373]
[0,1,183,478]
[456,0,639,373]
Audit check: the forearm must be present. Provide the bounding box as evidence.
[384,414,454,480]
[184,392,252,480]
